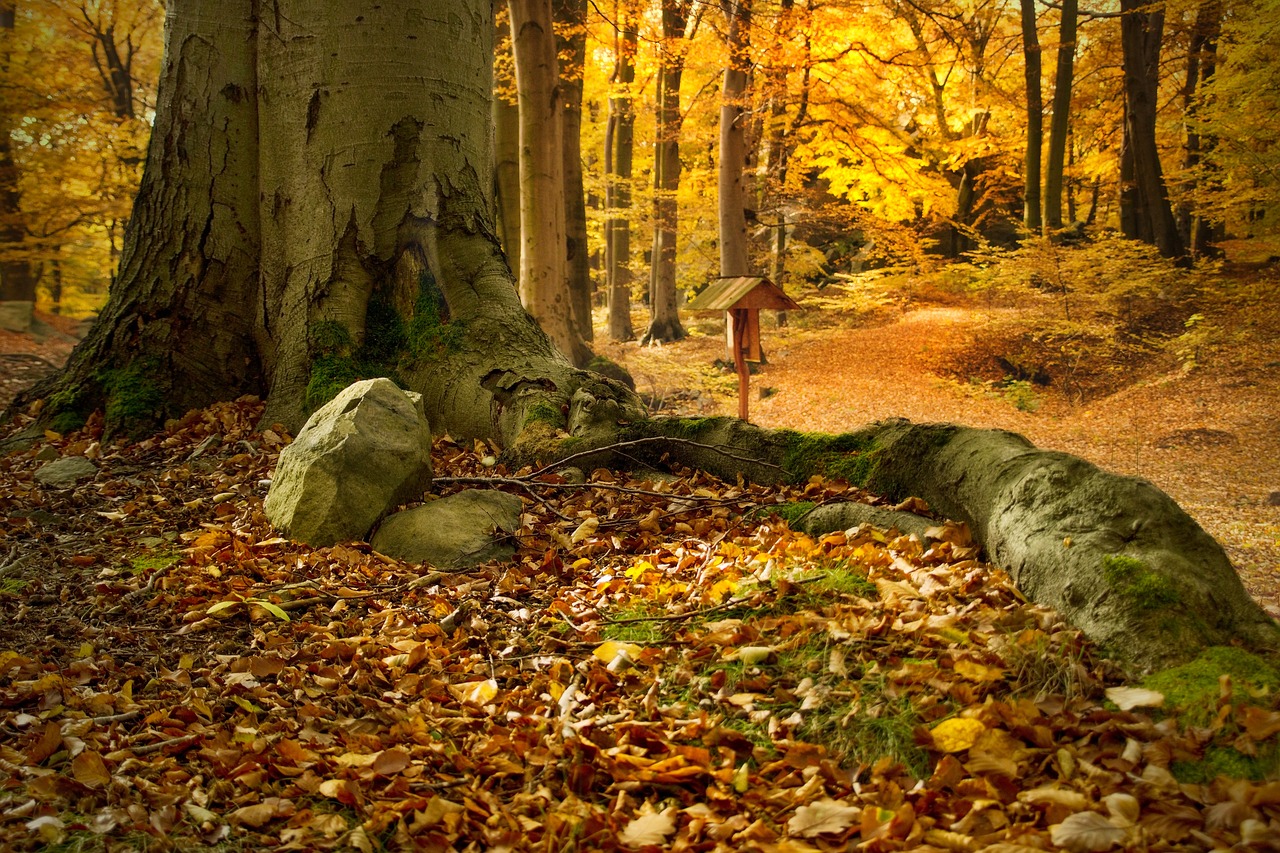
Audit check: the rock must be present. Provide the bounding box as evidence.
[1268,491,1280,507]
[34,456,97,488]
[797,502,937,543]
[371,490,522,569]
[34,445,59,462]
[264,378,432,547]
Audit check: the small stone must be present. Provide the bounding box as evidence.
[1268,491,1280,507]
[34,456,97,488]
[371,490,522,570]
[33,445,58,462]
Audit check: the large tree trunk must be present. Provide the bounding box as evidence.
[14,0,622,442]
[1019,0,1043,232]
[554,0,594,345]
[0,0,37,306]
[1043,0,1076,231]
[605,6,637,343]
[509,0,593,366]
[1119,0,1184,260]
[718,0,752,280]
[641,0,693,347]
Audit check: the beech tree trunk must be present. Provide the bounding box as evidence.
[1178,0,1222,259]
[641,0,693,346]
[0,0,37,305]
[494,15,522,277]
[1019,0,1043,232]
[1119,0,1184,260]
[1043,0,1076,231]
[509,0,594,365]
[554,0,594,345]
[14,0,618,443]
[719,0,752,280]
[605,6,637,342]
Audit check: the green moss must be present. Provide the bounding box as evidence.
[1141,646,1280,727]
[1172,744,1280,783]
[99,361,164,435]
[361,294,407,363]
[524,401,565,429]
[1102,554,1180,610]
[128,551,180,576]
[406,271,462,359]
[777,429,881,484]
[310,320,354,356]
[586,355,635,389]
[765,501,816,526]
[305,354,364,412]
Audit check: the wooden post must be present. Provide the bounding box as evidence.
[731,308,750,421]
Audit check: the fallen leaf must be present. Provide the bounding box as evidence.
[1049,811,1126,852]
[1105,686,1164,711]
[448,678,499,706]
[71,750,111,788]
[930,717,985,753]
[787,798,860,838]
[620,807,676,847]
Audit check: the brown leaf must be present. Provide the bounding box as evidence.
[788,798,860,838]
[1049,812,1126,852]
[71,750,111,788]
[228,797,295,828]
[25,721,62,766]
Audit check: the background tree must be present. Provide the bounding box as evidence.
[718,0,752,280]
[554,0,596,346]
[1044,0,1077,231]
[641,0,697,346]
[0,0,36,305]
[510,0,595,364]
[1019,0,1043,232]
[1119,0,1184,259]
[604,1,638,342]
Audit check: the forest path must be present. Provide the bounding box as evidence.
[603,303,1280,616]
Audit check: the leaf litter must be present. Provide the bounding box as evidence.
[1,399,1279,851]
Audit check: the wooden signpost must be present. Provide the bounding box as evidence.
[686,276,800,422]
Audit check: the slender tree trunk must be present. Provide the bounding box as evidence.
[763,0,800,327]
[719,0,752,280]
[555,0,593,343]
[494,15,522,276]
[606,4,637,342]
[642,0,693,346]
[0,0,37,307]
[1044,0,1076,231]
[1119,0,1184,260]
[1019,0,1043,232]
[509,0,594,364]
[1179,0,1222,258]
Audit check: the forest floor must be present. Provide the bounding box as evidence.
[597,273,1280,620]
[3,278,1280,849]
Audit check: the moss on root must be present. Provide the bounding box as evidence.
[1103,554,1181,610]
[776,429,881,484]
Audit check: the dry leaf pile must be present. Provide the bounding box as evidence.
[2,400,1279,851]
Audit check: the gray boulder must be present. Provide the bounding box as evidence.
[264,378,432,547]
[371,490,522,569]
[34,456,97,488]
[797,502,937,543]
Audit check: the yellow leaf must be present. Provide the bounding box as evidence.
[930,717,985,753]
[954,659,1004,683]
[1104,686,1164,711]
[787,798,860,838]
[619,807,677,847]
[593,641,645,667]
[570,516,599,544]
[448,678,499,706]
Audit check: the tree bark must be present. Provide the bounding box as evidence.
[509,0,594,365]
[718,0,752,280]
[641,0,693,347]
[1119,0,1185,260]
[1178,0,1222,259]
[605,4,637,342]
[1019,0,1043,232]
[554,0,594,345]
[1043,0,1076,231]
[0,0,37,305]
[494,15,522,277]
